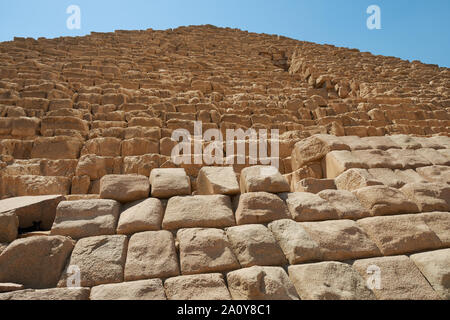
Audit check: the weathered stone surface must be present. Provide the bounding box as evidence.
[324,150,366,178]
[0,212,18,243]
[416,148,450,166]
[51,200,121,239]
[0,288,90,300]
[164,274,231,300]
[58,235,128,287]
[353,256,441,300]
[0,283,24,293]
[1,175,71,197]
[0,236,75,289]
[162,195,235,230]
[196,166,240,195]
[124,231,179,281]
[31,136,82,160]
[410,249,450,300]
[335,169,383,192]
[295,178,336,194]
[367,168,405,188]
[0,195,64,230]
[301,220,380,261]
[117,198,163,235]
[226,224,287,267]
[353,185,419,216]
[240,166,290,193]
[357,214,442,256]
[235,192,290,225]
[100,174,150,203]
[417,165,450,184]
[421,212,450,246]
[149,168,191,198]
[227,266,299,300]
[90,279,166,300]
[400,183,450,212]
[268,219,321,264]
[178,228,240,275]
[284,192,339,222]
[318,190,370,219]
[289,262,375,300]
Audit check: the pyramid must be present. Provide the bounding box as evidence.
[0,25,449,300]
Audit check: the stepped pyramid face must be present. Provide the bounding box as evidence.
[0,25,449,300]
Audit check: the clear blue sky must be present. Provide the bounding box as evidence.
[1,0,449,67]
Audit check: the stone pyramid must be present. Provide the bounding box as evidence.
[0,25,449,300]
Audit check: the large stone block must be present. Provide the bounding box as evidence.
[335,169,383,191]
[0,236,75,289]
[0,288,90,300]
[117,198,163,235]
[99,174,150,203]
[90,279,166,300]
[235,192,290,225]
[284,192,339,222]
[318,190,370,220]
[164,274,231,300]
[162,195,235,230]
[422,212,450,246]
[150,168,191,198]
[240,166,290,194]
[196,167,240,195]
[51,199,121,239]
[400,183,450,212]
[323,150,366,178]
[0,212,19,243]
[31,136,82,160]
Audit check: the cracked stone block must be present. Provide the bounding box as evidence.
[318,190,370,220]
[124,231,179,281]
[335,169,383,192]
[164,274,231,300]
[227,266,299,300]
[226,224,287,267]
[58,235,128,288]
[288,262,375,300]
[177,228,240,275]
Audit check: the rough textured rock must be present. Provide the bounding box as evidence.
[295,178,336,194]
[90,279,167,300]
[417,165,450,184]
[164,274,231,300]
[421,212,450,246]
[318,190,370,219]
[58,235,128,288]
[51,200,121,239]
[400,183,450,212]
[0,195,64,230]
[196,166,240,195]
[335,169,383,191]
[124,231,179,281]
[284,192,339,222]
[289,262,375,300]
[0,212,19,243]
[226,224,287,267]
[268,219,321,264]
[177,228,240,275]
[0,283,24,293]
[357,214,442,256]
[150,168,191,198]
[324,150,366,178]
[240,166,290,193]
[0,288,90,300]
[117,198,164,235]
[100,174,150,203]
[410,249,450,300]
[162,195,235,230]
[301,220,380,261]
[353,256,441,300]
[0,236,75,289]
[227,266,299,300]
[353,185,419,216]
[235,192,290,225]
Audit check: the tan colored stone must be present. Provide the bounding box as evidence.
[284,192,339,222]
[295,178,336,194]
[226,224,287,267]
[410,249,450,300]
[117,198,163,235]
[357,214,442,255]
[353,185,419,216]
[100,174,150,203]
[196,167,240,195]
[353,256,441,300]
[51,199,120,239]
[31,136,82,160]
[235,192,290,225]
[386,149,431,169]
[81,137,122,157]
[162,195,235,230]
[0,283,24,293]
[90,279,166,300]
[367,168,405,188]
[416,165,450,184]
[227,266,299,300]
[1,175,71,197]
[400,183,450,212]
[150,168,191,198]
[0,236,75,289]
[58,235,128,287]
[324,151,366,178]
[268,219,321,264]
[240,166,290,193]
[177,228,240,275]
[164,274,231,300]
[289,262,375,300]
[0,288,90,300]
[335,169,383,191]
[416,148,450,166]
[0,212,18,243]
[124,231,179,281]
[422,212,450,246]
[318,189,370,219]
